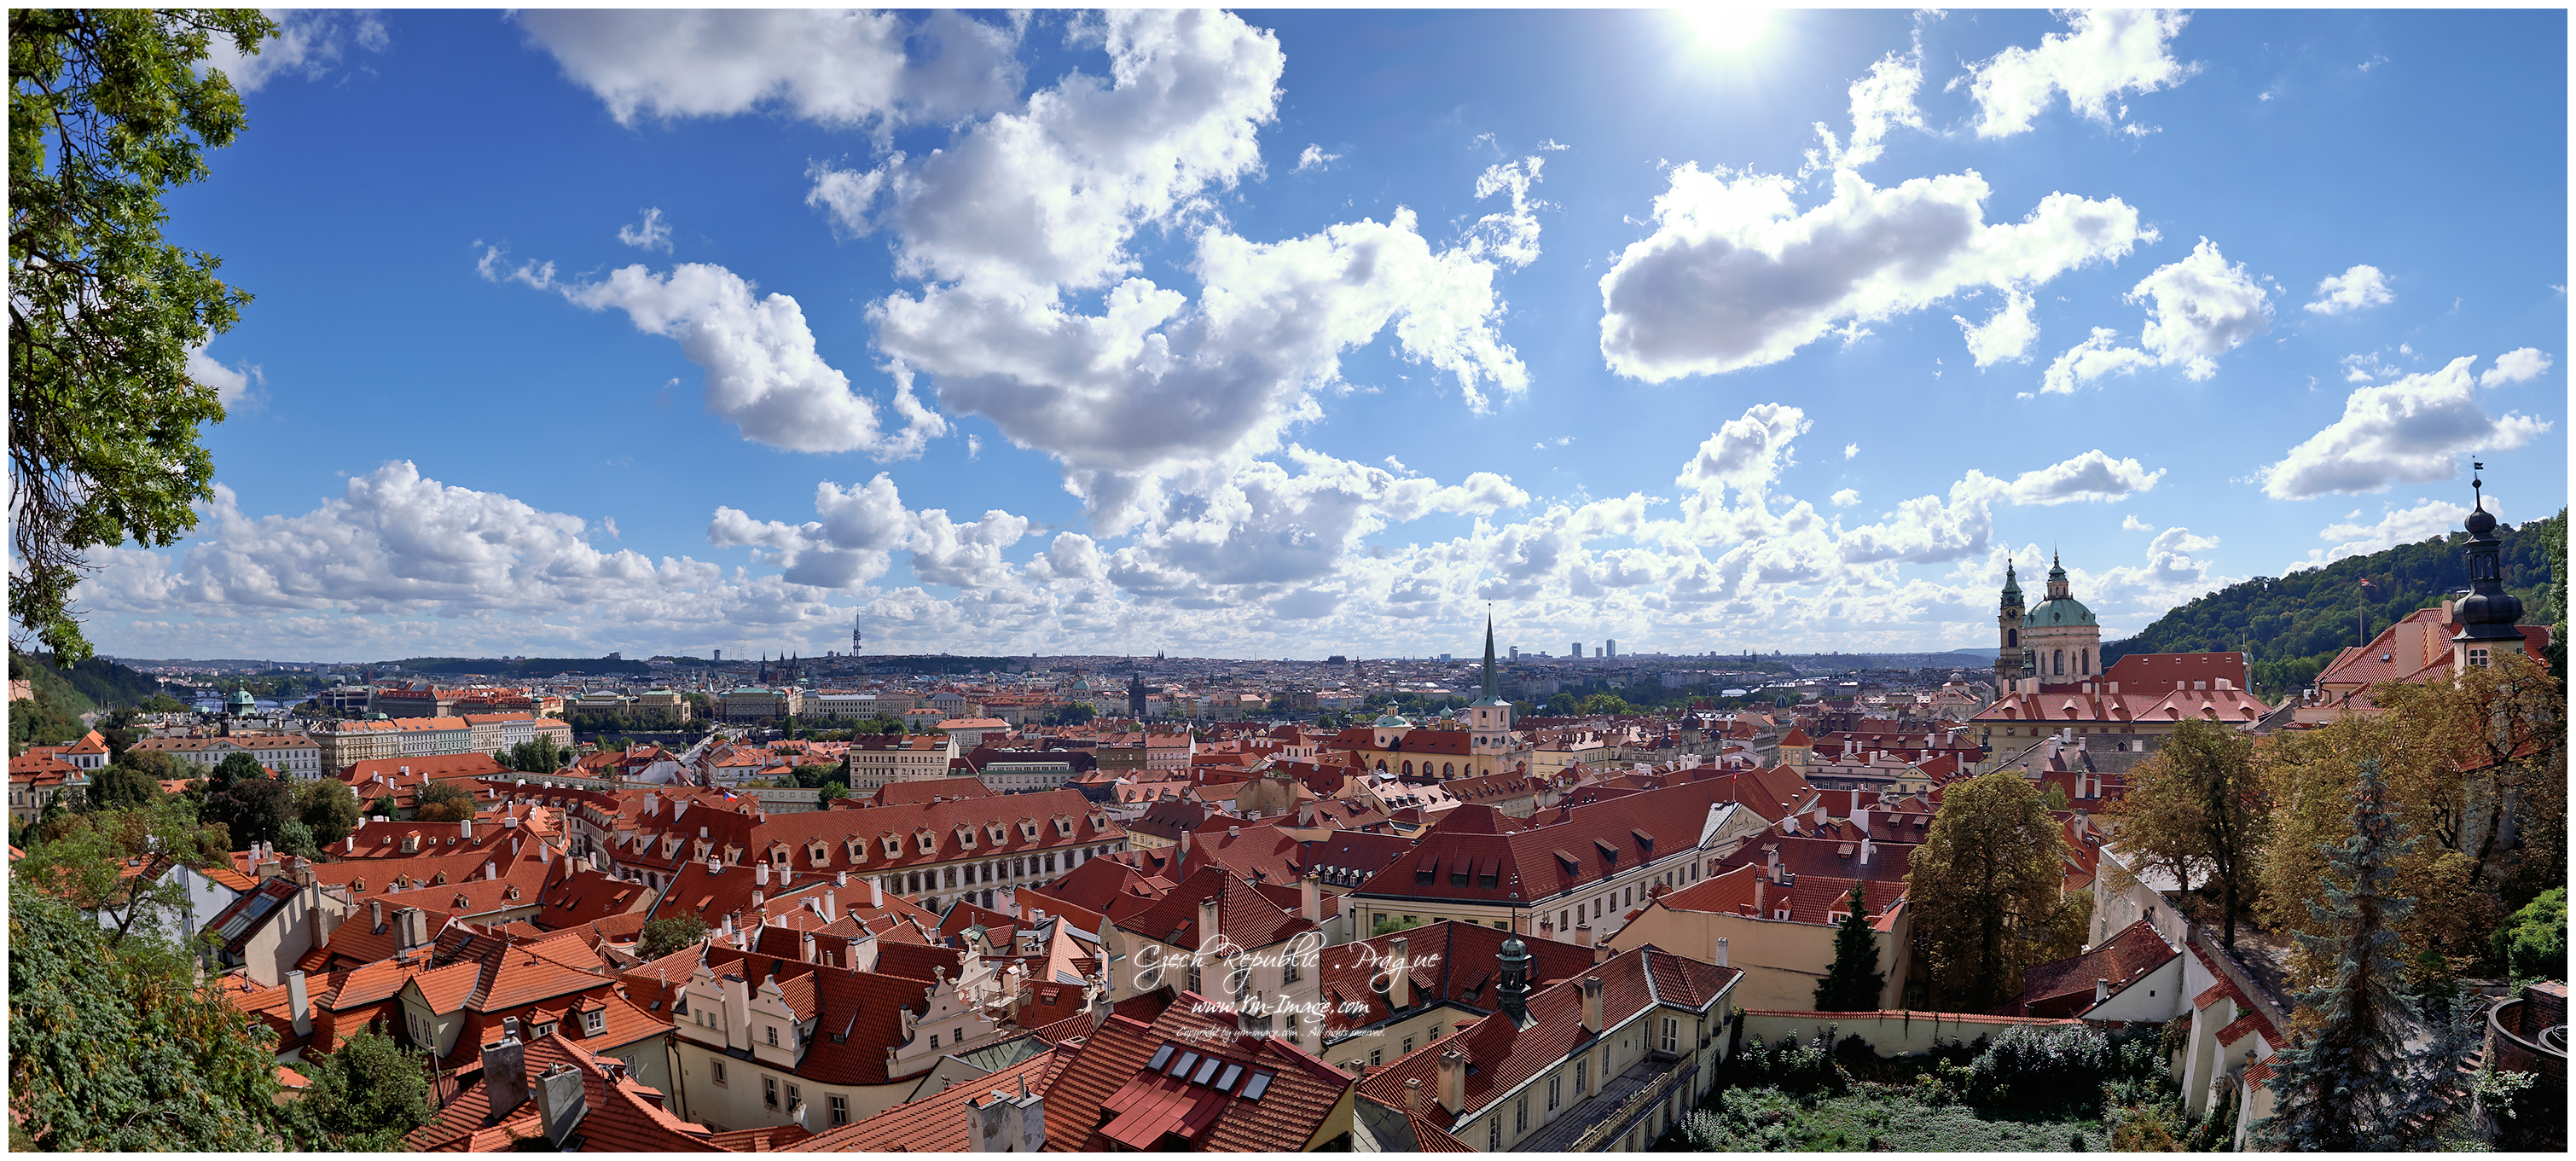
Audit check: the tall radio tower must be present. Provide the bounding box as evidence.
[852,612,863,659]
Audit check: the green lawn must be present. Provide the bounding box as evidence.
[1662,1085,2108,1152]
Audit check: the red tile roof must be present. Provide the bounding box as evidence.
[2006,920,2178,1018]
[784,1048,1066,1151]
[1038,994,1356,1152]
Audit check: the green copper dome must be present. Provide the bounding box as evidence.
[2028,596,2097,626]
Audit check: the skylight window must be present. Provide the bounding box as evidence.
[1240,1071,1273,1101]
[1169,1051,1199,1078]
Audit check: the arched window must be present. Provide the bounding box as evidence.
[2006,629,2018,647]
[2053,649,2065,675]
[1401,761,1413,775]
[1443,763,1454,776]
[2080,648,2091,675]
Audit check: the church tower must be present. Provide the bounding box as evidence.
[1465,613,1516,779]
[1995,559,2028,692]
[2451,463,2527,672]
[2022,551,2102,687]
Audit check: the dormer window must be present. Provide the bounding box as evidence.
[989,824,1007,844]
[809,841,831,864]
[1053,816,1073,838]
[883,836,902,857]
[1020,821,1039,842]
[846,839,867,862]
[916,832,937,855]
[583,1008,606,1036]
[956,826,977,849]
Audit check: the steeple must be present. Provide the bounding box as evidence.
[2000,558,2023,610]
[2453,461,2525,647]
[1481,613,1499,700]
[2045,550,2071,601]
[1496,935,1532,1025]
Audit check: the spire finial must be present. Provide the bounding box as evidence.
[2473,461,2486,509]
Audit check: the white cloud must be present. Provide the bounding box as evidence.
[1598,166,2147,381]
[708,473,917,589]
[2341,350,2402,383]
[185,341,259,407]
[2039,326,2158,393]
[2086,525,2229,607]
[201,9,389,93]
[2305,264,2392,315]
[1467,156,1547,268]
[558,263,946,457]
[2038,239,2269,390]
[2481,347,2553,386]
[2258,356,2552,499]
[1295,144,1340,172]
[1843,443,1859,460]
[618,207,672,253]
[2005,450,2166,505]
[1954,288,2039,366]
[2127,238,2271,380]
[803,163,890,238]
[1674,404,1811,499]
[2122,514,2155,532]
[2290,495,2495,572]
[1812,49,1925,171]
[513,10,1022,135]
[1961,9,2195,138]
[1830,489,1861,508]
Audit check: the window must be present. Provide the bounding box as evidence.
[1284,956,1300,984]
[929,1032,941,1048]
[1186,963,1201,995]
[1489,1118,1501,1150]
[1575,1059,1587,1095]
[765,1077,779,1109]
[532,1022,557,1039]
[1516,1094,1528,1132]
[583,1008,606,1036]
[787,1083,800,1110]
[1559,909,1569,931]
[1044,852,1057,873]
[713,1060,728,1085]
[1546,1074,1560,1112]
[829,1095,849,1125]
[766,1025,779,1048]
[1369,1048,1382,1066]
[1402,1036,1413,1054]
[2469,647,2491,668]
[1662,1017,1680,1053]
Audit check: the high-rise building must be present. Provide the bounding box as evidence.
[1605,639,1616,659]
[1571,641,1584,658]
[1508,646,1519,661]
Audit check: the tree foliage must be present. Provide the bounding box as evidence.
[9,9,278,661]
[285,1019,433,1150]
[2106,717,2270,947]
[2102,508,2563,694]
[2257,761,2452,1152]
[2495,887,2567,981]
[413,779,477,823]
[11,798,228,943]
[638,914,710,961]
[294,775,360,850]
[8,890,286,1148]
[505,734,567,773]
[198,751,288,850]
[1813,881,1885,1011]
[1904,770,2084,1011]
[2260,651,2565,975]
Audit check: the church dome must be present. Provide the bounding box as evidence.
[1371,711,1413,729]
[2027,596,2097,626]
[2465,505,2499,539]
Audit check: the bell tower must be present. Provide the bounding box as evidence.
[1995,559,2028,693]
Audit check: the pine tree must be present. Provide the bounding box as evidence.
[2257,760,2450,1151]
[1813,881,1884,1011]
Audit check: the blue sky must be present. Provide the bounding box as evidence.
[83,9,2567,662]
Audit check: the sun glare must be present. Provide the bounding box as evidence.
[1677,5,1776,55]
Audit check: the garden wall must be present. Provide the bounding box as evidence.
[1739,1009,2086,1058]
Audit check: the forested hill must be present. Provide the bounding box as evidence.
[2102,508,2566,696]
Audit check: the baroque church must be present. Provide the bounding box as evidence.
[1994,552,2101,695]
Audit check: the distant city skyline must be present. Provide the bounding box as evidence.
[76,9,2566,661]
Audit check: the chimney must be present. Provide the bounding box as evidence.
[1593,938,1610,966]
[1388,936,1411,1009]
[1712,936,1728,968]
[835,870,849,888]
[821,891,838,923]
[1299,874,1320,922]
[287,970,312,1037]
[1196,896,1221,958]
[969,1074,1047,1152]
[1854,804,1871,835]
[1754,874,1766,916]
[1436,1048,1467,1114]
[369,898,385,933]
[1404,1077,1424,1113]
[756,862,770,887]
[397,907,426,949]
[484,860,498,881]
[460,816,473,841]
[532,1060,588,1146]
[1580,974,1604,1034]
[1177,830,1192,859]
[482,1037,531,1119]
[345,834,357,855]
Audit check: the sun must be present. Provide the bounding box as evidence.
[1675,5,1777,55]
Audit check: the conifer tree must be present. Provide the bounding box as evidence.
[2258,760,2449,1151]
[1813,881,1885,1011]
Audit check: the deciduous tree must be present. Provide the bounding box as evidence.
[295,776,360,850]
[638,914,710,961]
[8,891,286,1149]
[413,780,475,823]
[2106,717,2270,947]
[9,9,277,661]
[286,1019,433,1150]
[11,798,228,943]
[1904,770,2083,1011]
